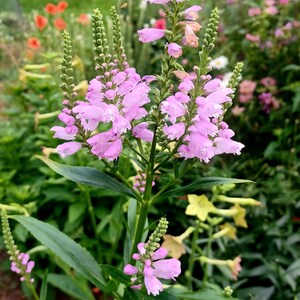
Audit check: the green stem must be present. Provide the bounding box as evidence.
[129,200,149,265]
[187,220,200,290]
[203,225,213,288]
[29,285,40,300]
[84,188,100,260]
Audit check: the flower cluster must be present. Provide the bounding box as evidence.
[124,243,181,296]
[52,49,153,160]
[133,172,155,193]
[160,75,244,162]
[11,252,35,283]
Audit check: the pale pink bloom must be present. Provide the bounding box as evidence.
[204,78,222,93]
[51,126,76,140]
[265,6,278,15]
[231,105,245,116]
[229,256,242,280]
[137,28,165,43]
[239,80,256,94]
[163,123,185,140]
[112,71,127,85]
[167,43,183,58]
[213,137,245,155]
[57,141,82,157]
[132,122,154,142]
[191,118,219,137]
[260,76,276,87]
[264,0,275,5]
[275,28,284,38]
[279,0,289,4]
[178,21,201,33]
[204,88,233,104]
[178,78,194,93]
[239,93,253,103]
[188,132,215,162]
[184,5,202,21]
[182,25,199,48]
[161,96,186,124]
[173,70,191,80]
[58,112,75,125]
[245,33,260,43]
[248,7,262,17]
[142,75,157,84]
[175,92,190,103]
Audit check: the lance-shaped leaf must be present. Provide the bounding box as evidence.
[37,156,135,197]
[158,177,252,199]
[11,216,106,290]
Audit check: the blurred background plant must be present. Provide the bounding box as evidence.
[1,0,300,299]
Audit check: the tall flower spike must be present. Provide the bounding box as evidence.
[60,31,76,104]
[198,7,220,76]
[144,217,169,259]
[110,6,127,69]
[92,9,110,67]
[1,210,35,285]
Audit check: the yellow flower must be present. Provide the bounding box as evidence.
[213,223,237,240]
[162,234,186,259]
[186,194,216,221]
[232,204,247,228]
[218,195,262,206]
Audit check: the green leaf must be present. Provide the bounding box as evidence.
[159,177,253,199]
[36,156,135,197]
[100,264,131,285]
[166,287,238,299]
[11,216,106,290]
[40,271,48,300]
[47,273,94,300]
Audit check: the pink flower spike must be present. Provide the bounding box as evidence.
[167,43,183,58]
[137,28,165,43]
[184,5,202,20]
[123,264,138,275]
[57,141,82,158]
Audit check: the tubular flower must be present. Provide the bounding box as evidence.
[137,28,165,43]
[11,252,35,283]
[123,243,181,296]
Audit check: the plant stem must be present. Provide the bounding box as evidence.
[187,220,200,290]
[29,285,40,300]
[202,225,213,288]
[84,187,100,260]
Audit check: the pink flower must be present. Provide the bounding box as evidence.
[248,7,262,17]
[265,6,278,15]
[245,33,260,43]
[132,122,154,142]
[239,80,256,94]
[124,244,181,296]
[260,76,276,87]
[182,25,199,48]
[137,28,165,43]
[167,43,183,58]
[163,123,185,140]
[57,141,82,157]
[184,5,202,20]
[279,0,289,4]
[154,18,166,30]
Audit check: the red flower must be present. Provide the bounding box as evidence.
[54,17,66,30]
[45,3,58,14]
[27,37,41,50]
[35,15,48,31]
[56,1,68,13]
[154,18,166,30]
[77,14,90,25]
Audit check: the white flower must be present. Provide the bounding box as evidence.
[209,56,229,70]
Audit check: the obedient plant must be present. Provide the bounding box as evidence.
[1,1,251,299]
